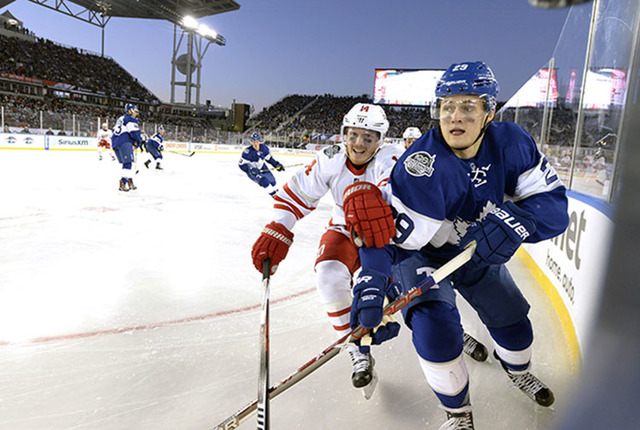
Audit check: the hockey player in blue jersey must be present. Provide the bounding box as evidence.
[238,132,285,197]
[112,103,142,191]
[343,62,569,429]
[143,126,165,170]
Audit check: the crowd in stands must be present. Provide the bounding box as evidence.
[249,93,436,139]
[0,33,157,102]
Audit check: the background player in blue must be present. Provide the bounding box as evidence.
[112,103,142,191]
[344,62,569,429]
[143,126,165,170]
[238,132,285,197]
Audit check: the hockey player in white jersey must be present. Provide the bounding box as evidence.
[143,126,165,170]
[250,103,404,393]
[402,126,422,149]
[345,62,569,428]
[96,123,115,161]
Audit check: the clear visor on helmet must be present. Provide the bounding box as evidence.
[431,95,493,121]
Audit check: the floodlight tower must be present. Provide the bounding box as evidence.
[171,16,225,105]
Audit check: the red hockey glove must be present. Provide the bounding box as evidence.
[343,182,395,248]
[251,221,294,275]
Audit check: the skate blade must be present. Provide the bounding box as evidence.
[361,369,378,400]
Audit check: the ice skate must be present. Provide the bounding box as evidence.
[439,405,474,430]
[144,159,151,169]
[155,164,163,170]
[347,346,377,398]
[494,351,555,406]
[127,179,137,190]
[119,179,129,192]
[463,333,488,362]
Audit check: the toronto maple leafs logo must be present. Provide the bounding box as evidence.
[404,151,436,177]
[451,201,498,244]
[468,163,491,188]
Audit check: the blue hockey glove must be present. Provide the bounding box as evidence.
[249,167,260,177]
[275,163,285,172]
[351,269,401,345]
[460,201,537,268]
[159,145,164,151]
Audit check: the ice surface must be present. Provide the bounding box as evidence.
[0,149,577,429]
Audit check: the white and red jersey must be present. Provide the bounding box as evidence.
[272,143,404,232]
[97,128,112,148]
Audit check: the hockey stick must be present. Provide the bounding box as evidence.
[260,163,304,173]
[168,150,195,157]
[212,243,476,430]
[257,258,271,430]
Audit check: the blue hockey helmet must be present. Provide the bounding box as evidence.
[158,125,165,131]
[433,61,499,114]
[250,132,261,141]
[125,103,138,112]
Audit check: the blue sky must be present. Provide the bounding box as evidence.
[4,0,572,113]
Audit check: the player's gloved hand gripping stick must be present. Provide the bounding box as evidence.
[212,243,476,430]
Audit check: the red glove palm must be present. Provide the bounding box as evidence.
[343,182,395,248]
[251,221,294,275]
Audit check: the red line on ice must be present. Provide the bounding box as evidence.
[0,287,316,346]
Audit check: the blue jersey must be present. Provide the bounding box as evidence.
[238,143,281,172]
[112,113,141,148]
[146,132,164,150]
[389,121,568,261]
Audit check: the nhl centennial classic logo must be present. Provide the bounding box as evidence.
[404,151,436,177]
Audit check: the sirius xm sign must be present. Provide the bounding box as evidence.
[49,136,91,149]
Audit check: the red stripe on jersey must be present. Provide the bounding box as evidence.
[283,183,315,211]
[274,203,302,220]
[327,307,351,318]
[273,195,305,219]
[333,322,351,332]
[376,176,390,187]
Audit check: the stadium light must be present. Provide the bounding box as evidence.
[180,15,224,46]
[198,23,217,40]
[181,15,198,30]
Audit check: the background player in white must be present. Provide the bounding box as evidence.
[345,62,569,429]
[96,123,115,161]
[112,103,142,192]
[402,126,422,149]
[143,126,165,170]
[238,132,285,197]
[250,103,403,394]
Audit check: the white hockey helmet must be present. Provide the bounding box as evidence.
[341,103,389,142]
[101,123,108,129]
[402,127,422,139]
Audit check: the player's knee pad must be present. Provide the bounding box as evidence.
[123,162,132,169]
[315,260,352,304]
[488,316,533,351]
[419,353,469,400]
[409,301,463,362]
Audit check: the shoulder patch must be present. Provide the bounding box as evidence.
[323,145,342,159]
[404,151,436,177]
[243,148,250,154]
